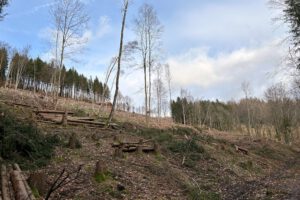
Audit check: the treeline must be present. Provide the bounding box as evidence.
[0,44,110,102]
[171,84,300,144]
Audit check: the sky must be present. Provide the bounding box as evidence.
[0,0,291,106]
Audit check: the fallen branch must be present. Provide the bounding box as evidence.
[45,165,83,200]
[235,145,249,155]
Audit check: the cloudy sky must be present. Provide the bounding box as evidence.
[0,0,291,105]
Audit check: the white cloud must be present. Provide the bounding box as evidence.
[167,39,287,100]
[95,16,112,39]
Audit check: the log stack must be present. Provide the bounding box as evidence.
[112,138,158,154]
[1,164,36,200]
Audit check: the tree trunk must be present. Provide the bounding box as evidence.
[107,0,129,124]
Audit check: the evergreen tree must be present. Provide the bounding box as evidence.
[0,46,8,85]
[0,0,8,20]
[280,0,300,68]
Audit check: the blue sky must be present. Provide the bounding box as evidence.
[0,0,290,105]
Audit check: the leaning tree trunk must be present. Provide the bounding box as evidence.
[107,0,129,125]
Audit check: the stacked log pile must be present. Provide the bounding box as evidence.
[1,164,35,200]
[35,109,119,129]
[112,138,159,154]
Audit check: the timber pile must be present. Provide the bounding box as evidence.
[112,138,158,154]
[1,164,36,200]
[35,109,120,129]
[0,100,38,109]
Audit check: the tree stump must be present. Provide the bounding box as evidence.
[137,139,143,154]
[114,143,124,158]
[68,133,81,149]
[61,110,68,125]
[27,172,48,196]
[153,142,159,153]
[94,161,108,176]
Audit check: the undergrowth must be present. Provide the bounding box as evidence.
[0,104,60,169]
[135,127,210,167]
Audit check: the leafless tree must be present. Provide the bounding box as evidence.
[164,63,172,103]
[134,3,163,119]
[264,83,294,143]
[241,81,252,135]
[107,0,129,124]
[153,63,167,117]
[50,0,89,101]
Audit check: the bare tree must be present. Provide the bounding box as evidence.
[107,0,129,124]
[153,63,167,117]
[50,0,89,101]
[134,3,163,118]
[241,81,252,135]
[164,63,172,108]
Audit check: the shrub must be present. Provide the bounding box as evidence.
[0,105,60,169]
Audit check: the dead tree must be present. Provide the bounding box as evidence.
[107,0,129,125]
[134,3,163,119]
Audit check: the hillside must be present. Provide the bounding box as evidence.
[0,88,299,200]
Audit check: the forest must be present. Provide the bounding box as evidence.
[0,0,300,200]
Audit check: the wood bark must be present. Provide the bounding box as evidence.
[13,164,35,200]
[1,165,11,200]
[34,110,74,115]
[10,170,28,200]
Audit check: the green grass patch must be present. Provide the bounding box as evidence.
[94,171,112,183]
[31,187,41,198]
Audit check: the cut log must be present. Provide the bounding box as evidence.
[34,110,74,115]
[2,101,38,109]
[121,146,155,153]
[1,165,11,200]
[142,147,155,153]
[10,170,29,200]
[122,146,137,152]
[13,164,36,200]
[111,139,154,148]
[235,145,248,155]
[68,119,106,127]
[71,117,95,121]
